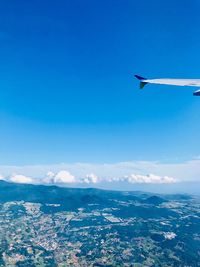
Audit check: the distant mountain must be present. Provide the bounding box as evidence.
[0,180,193,214]
[0,180,142,204]
[0,180,113,211]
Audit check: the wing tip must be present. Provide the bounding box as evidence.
[193,90,200,96]
[134,75,148,89]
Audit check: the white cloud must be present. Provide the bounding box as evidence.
[124,174,176,184]
[0,174,4,180]
[53,170,76,184]
[82,173,99,184]
[9,174,34,184]
[41,170,76,184]
[4,170,76,185]
[41,171,56,184]
[46,171,55,178]
[106,174,176,184]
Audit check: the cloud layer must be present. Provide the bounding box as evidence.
[0,170,176,186]
[0,158,199,186]
[1,160,199,181]
[114,174,176,184]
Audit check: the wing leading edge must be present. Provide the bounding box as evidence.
[135,74,200,96]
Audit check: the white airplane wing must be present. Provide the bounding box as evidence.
[135,75,200,96]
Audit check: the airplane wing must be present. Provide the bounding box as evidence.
[135,75,200,96]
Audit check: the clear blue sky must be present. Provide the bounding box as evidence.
[0,0,200,165]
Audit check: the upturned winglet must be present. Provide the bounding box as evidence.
[134,74,148,89]
[193,89,200,96]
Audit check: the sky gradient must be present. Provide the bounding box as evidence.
[0,0,200,188]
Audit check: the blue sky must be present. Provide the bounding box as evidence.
[0,0,200,188]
